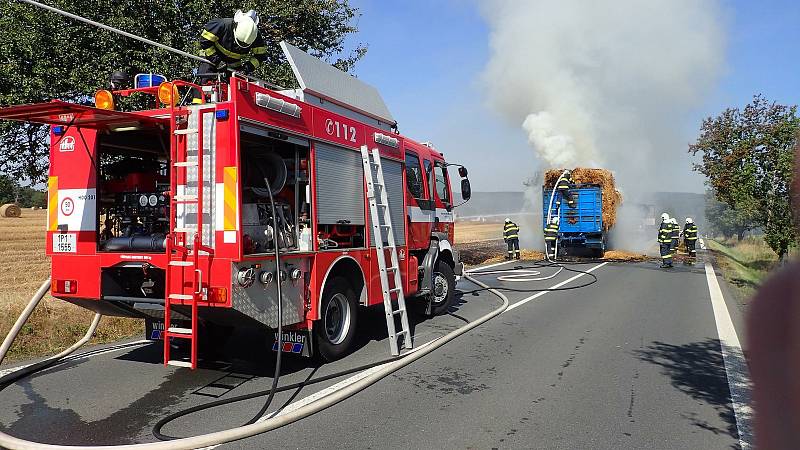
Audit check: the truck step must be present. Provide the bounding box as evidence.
[173,194,198,202]
[167,327,193,335]
[173,227,195,233]
[173,161,198,167]
[167,360,193,368]
[168,294,194,300]
[168,261,193,267]
[174,128,198,135]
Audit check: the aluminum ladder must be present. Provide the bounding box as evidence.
[360,145,412,356]
[163,108,213,369]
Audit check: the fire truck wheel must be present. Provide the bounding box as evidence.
[429,260,456,316]
[315,276,358,361]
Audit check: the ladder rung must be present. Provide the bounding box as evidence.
[395,330,409,336]
[173,161,198,167]
[167,360,193,368]
[173,227,195,233]
[168,261,194,266]
[393,308,406,315]
[173,195,198,201]
[386,266,398,271]
[174,128,198,135]
[380,224,392,228]
[388,287,402,294]
[168,294,194,300]
[167,327,193,335]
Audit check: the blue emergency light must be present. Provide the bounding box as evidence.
[215,109,229,120]
[134,73,166,88]
[53,126,65,135]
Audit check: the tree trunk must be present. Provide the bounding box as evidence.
[737,229,745,241]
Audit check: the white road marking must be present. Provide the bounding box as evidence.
[0,340,150,378]
[704,262,754,449]
[506,262,608,312]
[465,259,516,272]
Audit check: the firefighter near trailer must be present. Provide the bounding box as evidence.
[503,218,521,260]
[0,40,472,369]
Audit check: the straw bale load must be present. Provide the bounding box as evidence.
[544,168,622,230]
[1,203,22,218]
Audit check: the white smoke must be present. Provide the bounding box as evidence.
[480,0,726,252]
[480,0,726,190]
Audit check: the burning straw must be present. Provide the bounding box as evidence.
[545,168,623,230]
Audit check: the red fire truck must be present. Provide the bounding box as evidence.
[0,42,471,368]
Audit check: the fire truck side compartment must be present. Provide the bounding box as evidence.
[231,260,307,328]
[367,157,405,246]
[314,142,366,227]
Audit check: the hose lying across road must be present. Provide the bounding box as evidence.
[0,259,604,449]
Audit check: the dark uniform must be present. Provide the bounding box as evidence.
[683,223,698,257]
[555,173,576,209]
[544,221,559,259]
[658,222,673,267]
[670,222,680,253]
[504,221,521,260]
[198,18,268,79]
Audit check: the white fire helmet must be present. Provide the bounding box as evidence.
[661,213,669,222]
[686,217,693,224]
[233,10,259,47]
[552,216,560,225]
[670,218,678,224]
[505,218,511,223]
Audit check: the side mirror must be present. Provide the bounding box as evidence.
[461,178,471,201]
[458,166,468,178]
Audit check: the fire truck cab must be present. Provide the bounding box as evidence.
[0,42,471,366]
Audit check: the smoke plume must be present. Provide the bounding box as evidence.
[480,0,726,251]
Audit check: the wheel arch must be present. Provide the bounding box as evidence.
[319,255,367,308]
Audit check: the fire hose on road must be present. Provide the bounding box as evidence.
[0,271,512,449]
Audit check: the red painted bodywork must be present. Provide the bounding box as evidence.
[0,76,455,332]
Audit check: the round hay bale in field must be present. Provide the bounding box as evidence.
[1,203,22,218]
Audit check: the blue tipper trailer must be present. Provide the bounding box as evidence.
[542,184,607,257]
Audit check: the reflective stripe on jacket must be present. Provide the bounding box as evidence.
[544,223,559,241]
[657,223,672,243]
[199,18,268,68]
[504,222,520,240]
[683,224,698,240]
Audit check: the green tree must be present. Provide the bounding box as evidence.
[0,175,16,204]
[0,0,366,184]
[705,191,755,241]
[690,95,798,260]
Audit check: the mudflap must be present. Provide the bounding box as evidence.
[272,329,313,358]
[145,318,165,341]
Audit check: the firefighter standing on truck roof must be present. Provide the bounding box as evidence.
[684,218,698,258]
[555,170,576,209]
[658,213,673,268]
[544,216,559,260]
[198,9,267,81]
[504,218,521,260]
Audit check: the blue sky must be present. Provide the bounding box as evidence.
[344,0,800,193]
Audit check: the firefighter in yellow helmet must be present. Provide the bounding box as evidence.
[504,218,521,260]
[198,9,268,80]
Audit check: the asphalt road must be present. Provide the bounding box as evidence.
[0,251,752,449]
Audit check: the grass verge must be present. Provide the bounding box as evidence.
[706,237,779,302]
[0,211,143,364]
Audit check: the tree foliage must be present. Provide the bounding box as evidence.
[0,0,366,184]
[690,95,798,259]
[704,191,755,241]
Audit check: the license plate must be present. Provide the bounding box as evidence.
[53,233,77,253]
[272,331,310,356]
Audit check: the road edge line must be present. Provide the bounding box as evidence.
[704,261,754,449]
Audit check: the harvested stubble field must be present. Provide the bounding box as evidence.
[0,210,142,363]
